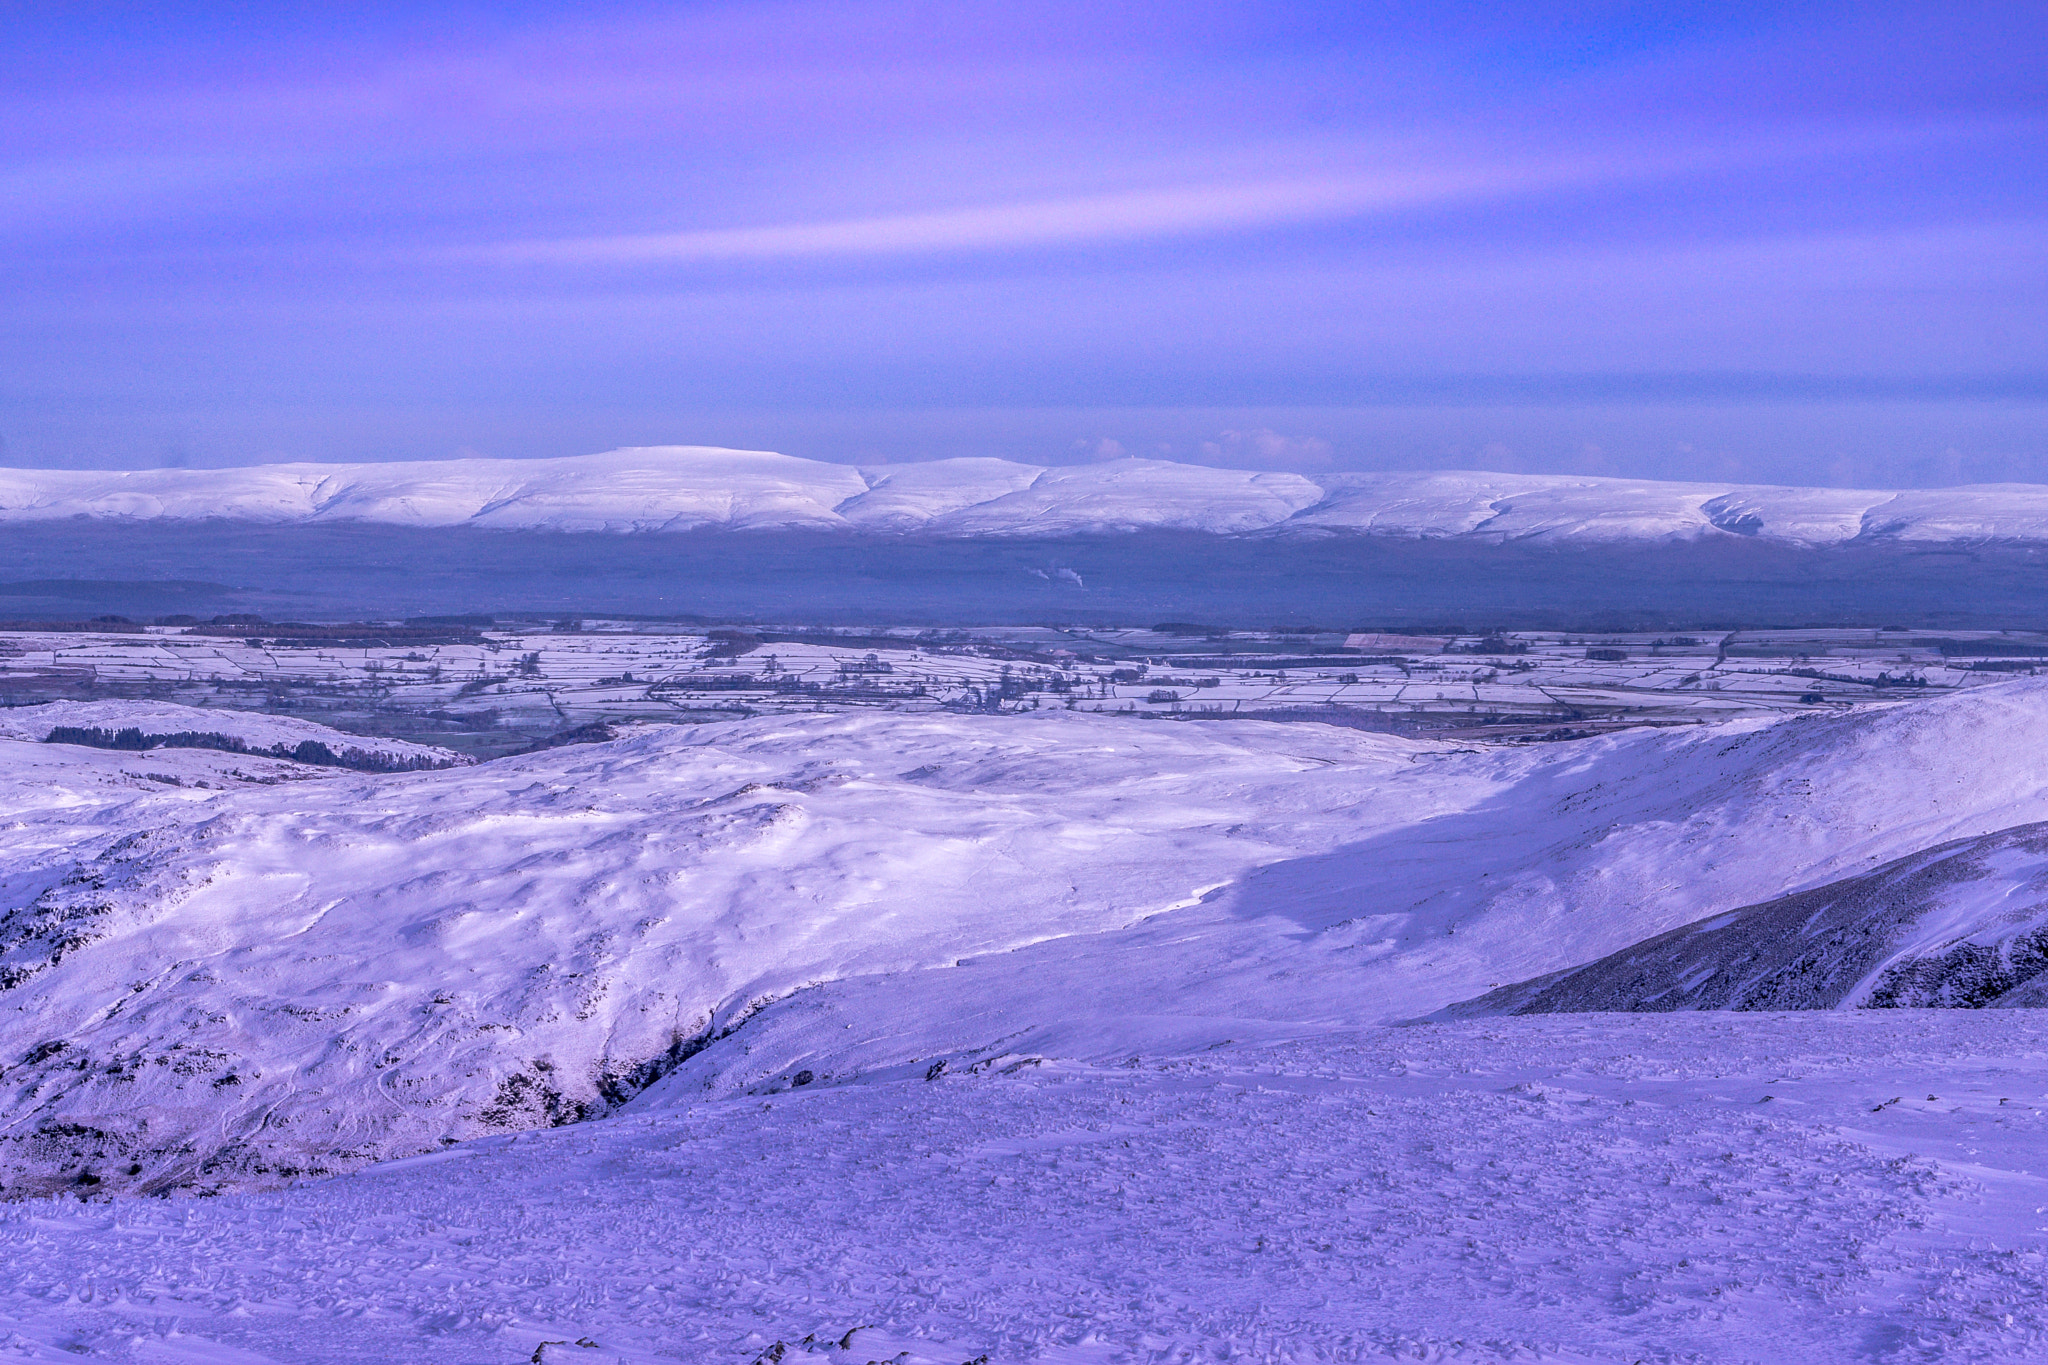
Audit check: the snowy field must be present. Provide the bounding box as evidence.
[2,621,2031,757]
[4,680,2048,1360]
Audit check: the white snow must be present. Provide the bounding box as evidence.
[6,687,2048,1359]
[13,446,2048,542]
[915,460,1325,536]
[0,448,867,535]
[0,1014,2042,1362]
[11,683,2048,1195]
[835,458,1044,530]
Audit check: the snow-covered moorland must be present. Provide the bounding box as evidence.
[4,687,2048,1359]
[11,446,2048,544]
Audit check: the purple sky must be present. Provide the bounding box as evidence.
[3,1,2042,485]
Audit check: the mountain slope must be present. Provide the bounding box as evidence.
[8,684,2048,1194]
[1444,822,2048,1016]
[0,709,1461,1194]
[12,446,2048,544]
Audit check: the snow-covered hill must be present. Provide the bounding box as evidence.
[0,700,464,772]
[1447,821,2048,1014]
[10,684,2048,1195]
[8,446,2048,544]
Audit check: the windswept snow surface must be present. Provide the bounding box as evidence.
[12,447,2048,543]
[12,684,2048,1199]
[0,1015,2044,1363]
[7,692,2048,1358]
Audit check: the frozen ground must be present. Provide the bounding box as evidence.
[0,1014,2041,1363]
[10,447,2048,546]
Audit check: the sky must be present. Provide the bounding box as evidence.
[2,0,2043,486]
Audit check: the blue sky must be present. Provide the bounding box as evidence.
[3,1,2042,484]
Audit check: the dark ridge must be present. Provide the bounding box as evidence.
[181,620,485,647]
[1443,822,2048,1017]
[1931,639,2048,657]
[0,620,151,634]
[509,722,620,754]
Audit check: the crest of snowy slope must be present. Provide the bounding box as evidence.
[1446,818,2048,1015]
[921,459,1324,534]
[833,458,1044,530]
[13,684,2048,1193]
[1468,477,1764,541]
[462,446,867,531]
[5,1014,2047,1363]
[0,700,464,769]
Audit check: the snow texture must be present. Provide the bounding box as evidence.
[10,447,2048,543]
[0,1014,2042,1363]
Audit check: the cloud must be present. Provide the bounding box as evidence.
[1199,428,1334,470]
[479,168,1550,266]
[459,118,2036,271]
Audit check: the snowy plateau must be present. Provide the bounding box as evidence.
[10,446,2048,545]
[0,683,2046,1362]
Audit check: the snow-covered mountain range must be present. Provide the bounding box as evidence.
[9,682,2048,1198]
[8,446,2048,543]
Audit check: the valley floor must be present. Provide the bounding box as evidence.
[0,1013,2043,1365]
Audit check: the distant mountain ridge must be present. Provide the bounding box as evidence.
[5,446,2048,544]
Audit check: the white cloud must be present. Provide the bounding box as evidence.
[468,120,2036,270]
[1199,428,1333,469]
[482,168,1548,265]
